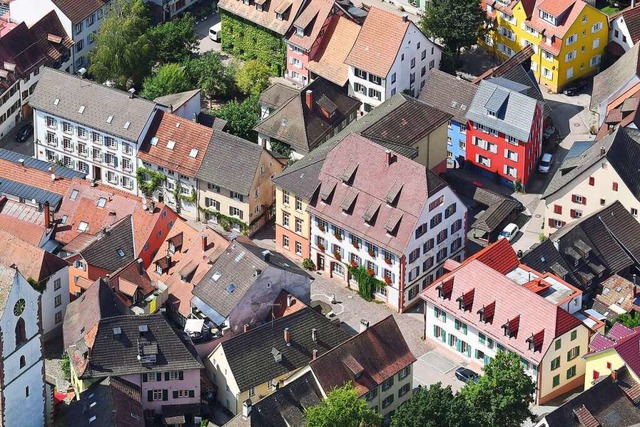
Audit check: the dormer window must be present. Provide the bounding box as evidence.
[256,4,262,10]
[456,295,465,311]
[168,242,176,254]
[276,12,283,20]
[502,322,510,337]
[487,110,496,117]
[478,307,486,323]
[436,284,444,299]
[539,10,557,26]
[526,334,535,351]
[296,26,304,37]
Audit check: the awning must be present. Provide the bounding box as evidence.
[184,319,204,335]
[191,295,227,325]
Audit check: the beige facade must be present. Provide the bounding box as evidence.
[275,187,311,261]
[412,122,449,174]
[544,159,640,234]
[197,151,284,236]
[362,364,413,419]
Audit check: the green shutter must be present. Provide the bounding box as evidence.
[165,372,170,381]
[173,391,179,399]
[433,324,438,337]
[147,390,153,402]
[443,312,446,322]
[456,340,462,352]
[162,390,168,401]
[178,371,184,380]
[462,324,468,335]
[441,331,446,343]
[466,345,471,357]
[434,306,439,317]
[189,390,195,398]
[142,373,147,382]
[157,373,162,382]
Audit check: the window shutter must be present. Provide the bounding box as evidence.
[142,373,147,382]
[570,209,576,218]
[165,372,170,381]
[147,390,153,402]
[571,194,577,202]
[582,197,587,205]
[173,391,178,399]
[441,331,446,343]
[548,218,554,227]
[162,390,168,401]
[178,371,184,380]
[189,390,195,398]
[239,210,244,220]
[156,373,162,382]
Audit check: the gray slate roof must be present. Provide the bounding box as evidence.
[195,131,267,196]
[591,41,640,112]
[80,313,202,379]
[220,306,351,392]
[419,69,478,123]
[0,178,62,207]
[543,127,640,199]
[154,89,201,111]
[520,239,581,290]
[193,237,308,319]
[466,79,538,142]
[30,68,157,142]
[0,148,85,178]
[259,83,298,110]
[78,216,135,272]
[495,67,551,119]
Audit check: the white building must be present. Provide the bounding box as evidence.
[30,67,159,195]
[0,264,46,427]
[144,0,199,22]
[308,133,466,312]
[345,7,441,113]
[10,0,109,72]
[608,6,640,54]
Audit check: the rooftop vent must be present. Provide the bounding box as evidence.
[78,105,85,114]
[272,347,282,363]
[53,98,59,106]
[150,136,158,146]
[167,140,176,150]
[123,121,130,129]
[106,115,113,124]
[113,327,122,335]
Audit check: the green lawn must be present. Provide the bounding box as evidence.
[601,5,620,16]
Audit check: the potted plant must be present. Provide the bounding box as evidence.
[317,242,325,251]
[318,224,325,232]
[384,257,392,265]
[352,240,359,249]
[350,260,358,268]
[334,232,343,241]
[334,251,341,261]
[384,276,392,285]
[367,268,375,276]
[368,248,376,257]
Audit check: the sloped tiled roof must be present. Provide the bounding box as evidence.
[308,133,448,254]
[77,313,202,379]
[29,10,74,65]
[595,274,636,313]
[72,215,135,272]
[528,0,590,52]
[419,70,478,123]
[138,111,213,177]
[305,16,361,86]
[259,83,298,110]
[109,260,154,308]
[421,259,583,364]
[520,239,581,289]
[52,0,107,23]
[0,229,67,283]
[254,77,361,155]
[218,0,305,35]
[153,89,201,111]
[30,68,157,142]
[591,42,640,111]
[220,306,351,391]
[345,7,410,77]
[286,0,335,51]
[616,5,640,46]
[310,316,415,397]
[0,23,45,77]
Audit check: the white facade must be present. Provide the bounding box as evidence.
[10,0,107,73]
[33,109,157,195]
[0,268,46,427]
[145,0,199,21]
[139,160,199,220]
[309,186,465,312]
[348,23,441,113]
[40,267,70,339]
[609,13,635,53]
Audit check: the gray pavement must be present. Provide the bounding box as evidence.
[0,118,34,157]
[194,13,222,55]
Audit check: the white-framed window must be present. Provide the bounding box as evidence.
[504,164,518,177]
[353,82,366,95]
[46,132,57,145]
[504,149,518,162]
[566,34,577,45]
[282,235,290,249]
[107,170,118,184]
[122,176,133,189]
[565,50,576,62]
[55,311,62,323]
[354,68,367,79]
[75,22,83,35]
[230,191,244,202]
[295,241,302,255]
[122,157,132,172]
[78,161,89,174]
[369,74,382,85]
[368,88,381,101]
[542,67,553,79]
[591,22,603,33]
[566,67,574,79]
[476,154,491,168]
[506,135,519,145]
[592,38,600,49]
[541,50,553,61]
[63,121,73,134]
[152,389,163,401]
[590,55,601,67]
[229,206,243,218]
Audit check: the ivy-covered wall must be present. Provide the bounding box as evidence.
[220,11,286,76]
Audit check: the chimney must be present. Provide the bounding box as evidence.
[600,146,606,155]
[262,250,271,263]
[611,369,618,382]
[312,328,317,343]
[50,173,56,182]
[243,324,249,333]
[242,399,252,417]
[360,319,369,333]
[385,149,392,166]
[44,201,51,229]
[201,234,207,252]
[402,14,408,22]
[305,90,314,110]
[165,254,171,267]
[18,158,24,167]
[128,88,136,99]
[284,327,291,346]
[149,201,155,213]
[137,258,144,275]
[312,349,318,360]
[192,112,198,123]
[287,294,293,307]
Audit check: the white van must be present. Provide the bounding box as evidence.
[498,223,519,242]
[209,22,221,42]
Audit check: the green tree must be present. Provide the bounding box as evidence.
[140,63,194,100]
[236,60,271,96]
[391,383,456,427]
[147,14,198,64]
[460,351,535,427]
[212,95,260,142]
[612,313,640,329]
[420,0,485,66]
[185,52,235,100]
[89,0,153,88]
[61,353,71,381]
[305,384,382,427]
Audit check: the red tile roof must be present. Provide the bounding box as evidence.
[345,7,410,77]
[0,229,68,282]
[310,316,416,397]
[109,261,154,308]
[528,0,589,49]
[0,213,46,246]
[138,111,214,178]
[616,5,640,45]
[421,259,583,363]
[308,133,447,254]
[612,328,640,378]
[470,238,520,274]
[0,158,76,198]
[286,0,334,51]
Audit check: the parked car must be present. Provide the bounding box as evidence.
[538,153,553,173]
[209,22,221,42]
[562,79,588,96]
[543,126,556,140]
[15,124,33,142]
[498,223,519,242]
[455,367,479,383]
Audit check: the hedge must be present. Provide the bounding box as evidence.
[220,11,286,76]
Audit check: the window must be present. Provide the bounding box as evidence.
[398,366,410,380]
[565,50,576,62]
[230,191,244,201]
[415,223,428,239]
[205,198,220,211]
[353,82,366,95]
[588,177,595,186]
[555,339,561,350]
[75,39,84,53]
[566,365,577,379]
[554,205,563,215]
[382,394,394,408]
[229,207,243,219]
[295,241,302,255]
[248,387,255,397]
[152,389,163,401]
[430,213,442,228]
[591,22,602,33]
[451,219,463,234]
[369,74,382,85]
[542,67,553,79]
[566,34,577,45]
[567,346,580,361]
[208,183,221,193]
[75,22,83,34]
[391,73,396,84]
[282,235,289,249]
[410,58,416,69]
[632,208,638,217]
[590,55,601,67]
[613,182,619,191]
[295,218,303,233]
[408,248,420,264]
[571,330,577,341]
[368,88,381,101]
[365,387,378,401]
[552,374,560,387]
[20,355,26,368]
[355,68,367,79]
[436,229,448,244]
[283,212,290,228]
[424,238,434,252]
[398,383,411,397]
[382,376,394,391]
[78,221,88,232]
[54,295,62,307]
[295,197,303,211]
[15,317,26,347]
[423,256,434,271]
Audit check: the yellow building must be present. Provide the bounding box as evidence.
[583,323,640,389]
[205,306,351,416]
[483,0,608,93]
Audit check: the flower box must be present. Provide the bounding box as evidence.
[350,261,358,268]
[334,252,341,261]
[334,233,343,241]
[367,268,375,276]
[368,249,375,257]
[384,257,392,265]
[352,241,359,249]
[318,225,325,232]
[317,243,325,251]
[384,276,392,285]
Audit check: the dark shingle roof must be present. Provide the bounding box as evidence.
[78,216,135,272]
[63,279,129,349]
[543,127,640,199]
[591,41,640,111]
[542,369,640,427]
[0,148,84,178]
[193,237,309,319]
[310,316,416,397]
[0,178,62,207]
[80,313,202,379]
[195,131,268,196]
[520,240,581,289]
[67,377,144,427]
[495,67,551,119]
[259,84,298,110]
[419,69,478,123]
[220,306,351,391]
[254,78,361,155]
[52,0,107,23]
[30,68,157,142]
[471,198,518,232]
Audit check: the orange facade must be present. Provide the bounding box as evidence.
[275,224,309,262]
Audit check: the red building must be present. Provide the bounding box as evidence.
[465,78,543,187]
